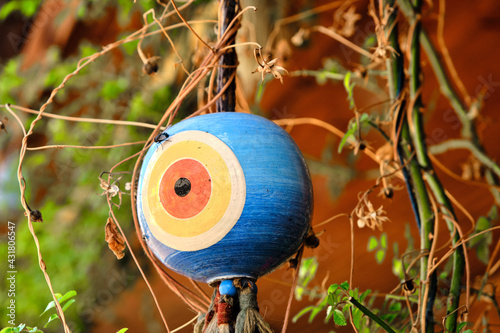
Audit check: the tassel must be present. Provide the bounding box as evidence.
[235,279,273,333]
[194,313,206,333]
[217,294,235,333]
[200,287,219,333]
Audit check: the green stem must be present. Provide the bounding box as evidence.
[289,70,386,96]
[396,0,469,130]
[348,297,396,333]
[384,0,437,329]
[405,0,464,330]
[368,120,392,143]
[290,69,345,81]
[400,120,435,333]
[384,0,402,102]
[384,0,439,330]
[397,0,500,203]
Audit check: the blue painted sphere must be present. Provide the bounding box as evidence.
[219,280,238,297]
[137,113,313,283]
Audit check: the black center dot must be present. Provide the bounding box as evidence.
[174,178,191,197]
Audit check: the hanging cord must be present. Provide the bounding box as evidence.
[235,279,273,333]
[216,0,241,112]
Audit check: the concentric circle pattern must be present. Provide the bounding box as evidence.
[159,158,211,219]
[141,130,246,251]
[137,113,313,283]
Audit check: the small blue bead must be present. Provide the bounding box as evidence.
[219,280,237,297]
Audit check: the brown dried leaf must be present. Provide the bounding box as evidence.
[105,217,126,259]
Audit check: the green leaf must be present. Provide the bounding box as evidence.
[469,215,492,263]
[359,289,371,302]
[0,2,19,19]
[476,216,491,232]
[488,205,497,220]
[359,113,370,123]
[59,290,77,304]
[338,126,356,153]
[44,313,59,328]
[388,301,402,312]
[343,71,356,109]
[41,294,61,316]
[309,305,325,323]
[0,1,40,19]
[457,322,467,332]
[352,307,363,329]
[41,290,76,316]
[296,257,319,300]
[380,233,388,249]
[367,236,378,251]
[392,258,403,280]
[292,305,316,323]
[328,284,339,294]
[375,249,385,264]
[27,328,42,333]
[476,242,490,265]
[295,285,305,301]
[333,309,347,326]
[61,298,75,312]
[327,293,337,306]
[340,281,350,291]
[116,329,129,333]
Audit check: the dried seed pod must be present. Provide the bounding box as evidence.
[143,60,159,75]
[30,210,43,222]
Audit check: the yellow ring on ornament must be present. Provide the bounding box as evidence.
[141,130,246,251]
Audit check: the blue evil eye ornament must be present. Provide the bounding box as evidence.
[137,112,313,283]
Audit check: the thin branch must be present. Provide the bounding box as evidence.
[436,0,471,107]
[26,141,147,151]
[3,104,161,129]
[281,246,303,333]
[170,0,214,52]
[107,203,170,332]
[312,25,373,59]
[429,139,500,178]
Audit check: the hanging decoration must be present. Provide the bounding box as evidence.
[136,1,315,332]
[137,112,314,332]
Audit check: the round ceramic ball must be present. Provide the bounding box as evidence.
[137,112,313,283]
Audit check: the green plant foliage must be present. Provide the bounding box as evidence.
[0,59,25,104]
[338,113,370,153]
[332,308,347,326]
[295,257,319,301]
[343,71,356,110]
[367,233,388,264]
[293,279,378,331]
[1,324,43,333]
[40,290,76,328]
[0,0,41,19]
[468,205,496,264]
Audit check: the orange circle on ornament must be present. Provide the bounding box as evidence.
[159,158,212,219]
